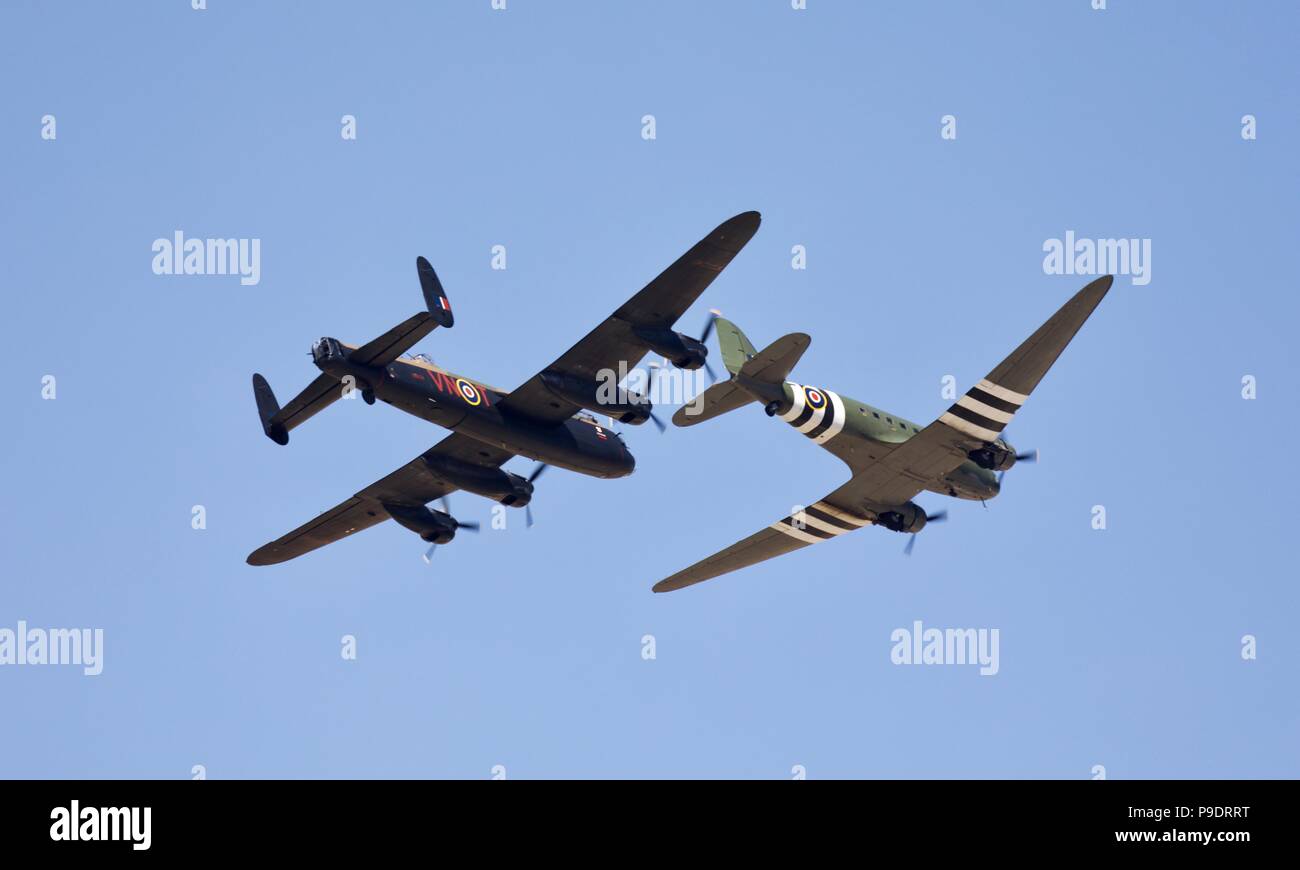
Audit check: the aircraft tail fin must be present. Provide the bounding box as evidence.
[346,257,454,368]
[673,326,812,427]
[715,316,759,375]
[715,316,811,383]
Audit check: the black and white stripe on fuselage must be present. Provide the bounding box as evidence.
[778,382,848,445]
[770,501,872,544]
[939,378,1027,442]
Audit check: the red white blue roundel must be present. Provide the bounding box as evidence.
[804,386,827,409]
[456,378,482,406]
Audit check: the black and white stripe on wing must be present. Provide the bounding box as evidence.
[770,501,872,544]
[939,378,1027,442]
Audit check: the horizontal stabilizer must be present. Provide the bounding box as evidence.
[672,379,756,427]
[256,372,344,444]
[738,332,810,384]
[348,257,454,368]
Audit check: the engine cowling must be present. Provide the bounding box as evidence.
[631,327,708,371]
[967,440,1016,472]
[875,502,931,534]
[539,371,654,426]
[383,503,460,544]
[423,455,533,507]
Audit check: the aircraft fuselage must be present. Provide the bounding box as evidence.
[767,380,1001,501]
[313,338,635,480]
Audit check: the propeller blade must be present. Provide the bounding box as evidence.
[439,496,451,514]
[997,470,1007,486]
[527,462,548,484]
[1016,449,1038,463]
[703,359,717,383]
[458,520,480,533]
[699,310,719,344]
[422,543,437,564]
[927,510,948,523]
[648,411,666,433]
[525,504,534,528]
[903,535,917,556]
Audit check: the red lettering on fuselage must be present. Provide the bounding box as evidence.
[421,368,491,407]
[428,370,455,395]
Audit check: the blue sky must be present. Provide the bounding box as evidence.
[1,0,1296,778]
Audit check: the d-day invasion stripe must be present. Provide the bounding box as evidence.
[811,390,847,444]
[770,501,872,544]
[940,378,1027,442]
[778,384,806,422]
[778,383,847,442]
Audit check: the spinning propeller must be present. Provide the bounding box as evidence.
[422,495,479,563]
[698,309,721,382]
[642,362,666,433]
[997,448,1039,487]
[524,462,548,528]
[903,510,947,556]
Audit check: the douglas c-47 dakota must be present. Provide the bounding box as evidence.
[653,274,1113,592]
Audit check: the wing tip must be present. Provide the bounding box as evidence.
[712,211,762,250]
[1084,274,1115,296]
[246,546,282,566]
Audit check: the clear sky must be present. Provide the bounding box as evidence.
[2,1,1296,778]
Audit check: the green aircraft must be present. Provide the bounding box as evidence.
[654,275,1113,593]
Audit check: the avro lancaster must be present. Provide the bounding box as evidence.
[247,212,760,565]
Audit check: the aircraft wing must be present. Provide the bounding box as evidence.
[246,432,513,565]
[831,274,1114,500]
[653,498,873,593]
[653,275,1113,591]
[496,211,761,425]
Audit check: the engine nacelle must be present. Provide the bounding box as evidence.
[967,440,1016,472]
[631,326,708,371]
[539,371,654,426]
[383,502,460,544]
[423,455,533,507]
[875,502,931,534]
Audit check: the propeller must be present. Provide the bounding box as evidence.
[997,449,1039,486]
[903,510,947,556]
[642,362,666,433]
[698,309,721,382]
[421,496,479,564]
[524,462,548,528]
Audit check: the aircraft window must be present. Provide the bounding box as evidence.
[872,412,880,419]
[886,417,893,424]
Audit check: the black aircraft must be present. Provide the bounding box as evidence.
[246,212,760,565]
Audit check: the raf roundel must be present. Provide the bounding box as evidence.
[804,386,827,410]
[456,378,482,406]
